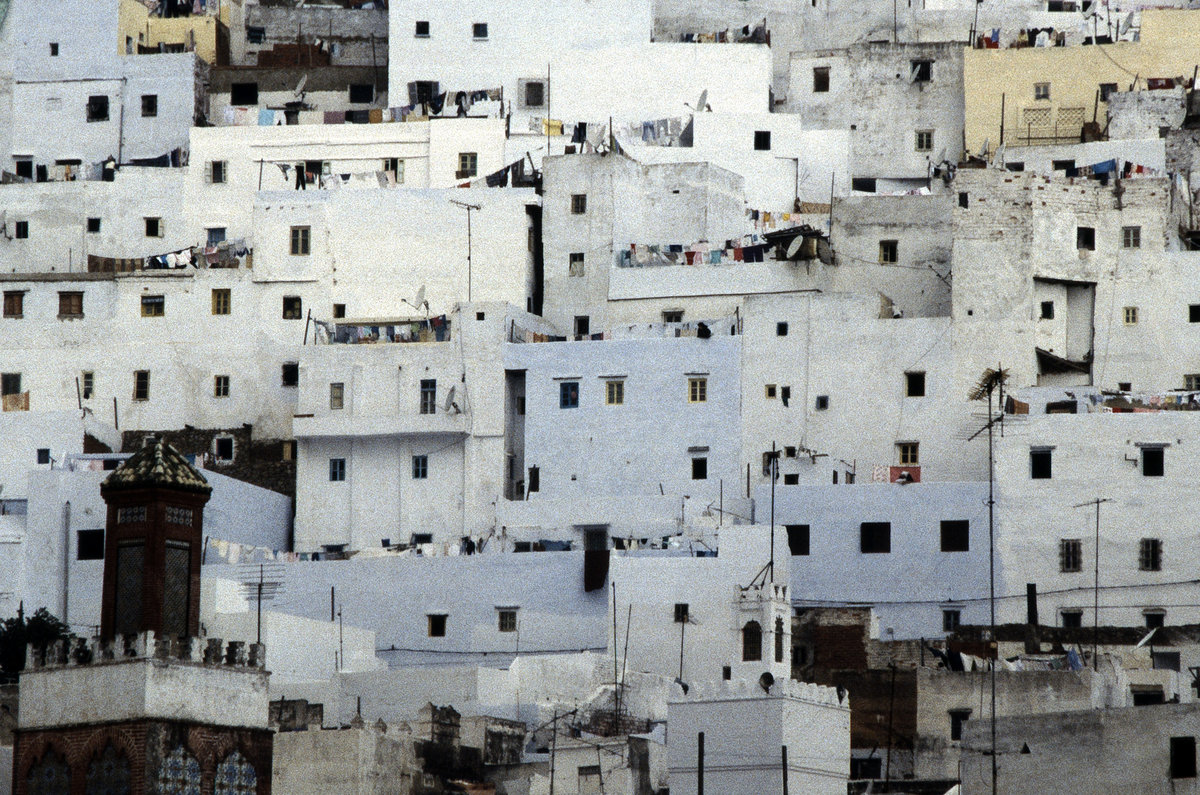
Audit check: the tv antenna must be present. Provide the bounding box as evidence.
[237,562,286,645]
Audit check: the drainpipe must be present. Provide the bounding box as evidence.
[62,500,71,625]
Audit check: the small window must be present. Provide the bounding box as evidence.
[1031,447,1052,479]
[568,252,585,277]
[753,130,771,151]
[77,529,104,560]
[522,80,545,108]
[498,609,517,632]
[812,66,830,92]
[742,621,762,661]
[772,320,790,338]
[688,377,707,403]
[382,158,405,183]
[1061,610,1083,628]
[36,448,50,465]
[140,295,164,317]
[1122,226,1141,249]
[283,296,303,320]
[86,217,101,233]
[1142,446,1164,477]
[281,441,296,461]
[943,609,961,632]
[691,457,708,480]
[13,221,27,239]
[784,473,799,485]
[722,665,732,680]
[1139,538,1162,571]
[663,310,683,323]
[1040,301,1055,319]
[915,130,934,152]
[1189,304,1200,323]
[765,384,777,399]
[851,177,877,193]
[1171,737,1197,779]
[348,84,374,104]
[428,614,447,637]
[559,381,579,409]
[674,603,689,623]
[87,95,109,122]
[58,291,83,318]
[412,454,428,479]
[420,379,437,414]
[206,160,227,184]
[815,395,829,410]
[329,382,344,410]
[1123,306,1139,325]
[457,152,478,178]
[133,370,150,401]
[290,226,310,256]
[214,436,234,461]
[897,442,919,465]
[472,22,488,39]
[230,82,259,105]
[910,59,933,82]
[1186,374,1200,391]
[145,217,162,238]
[1077,226,1095,251]
[861,522,891,554]
[281,362,299,387]
[414,20,430,37]
[0,372,20,397]
[213,375,230,398]
[879,240,898,264]
[141,94,157,117]
[1099,82,1118,101]
[207,227,226,246]
[949,709,972,742]
[211,289,231,316]
[329,458,346,481]
[1059,539,1082,573]
[905,371,926,397]
[958,191,969,208]
[1119,382,1132,392]
[941,520,969,552]
[49,42,59,56]
[1034,82,1051,100]
[527,466,539,493]
[81,371,93,399]
[605,380,624,405]
[786,524,810,556]
[571,194,587,214]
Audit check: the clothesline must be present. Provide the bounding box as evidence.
[87,238,251,273]
[675,21,769,44]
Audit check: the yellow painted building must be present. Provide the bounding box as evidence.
[963,10,1200,152]
[118,0,229,65]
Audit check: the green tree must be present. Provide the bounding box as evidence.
[0,606,71,682]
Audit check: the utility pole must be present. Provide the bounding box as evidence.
[449,200,482,302]
[1074,497,1112,672]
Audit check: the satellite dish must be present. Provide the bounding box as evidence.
[443,385,460,414]
[294,74,308,99]
[415,284,426,309]
[978,138,990,158]
[696,90,708,112]
[786,235,805,259]
[934,147,947,164]
[758,671,775,693]
[1119,11,1133,36]
[993,143,1006,168]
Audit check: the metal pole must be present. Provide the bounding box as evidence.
[1094,500,1101,671]
[988,378,997,795]
[256,564,264,645]
[770,441,777,582]
[885,662,896,787]
[549,710,558,795]
[678,618,686,680]
[466,206,472,302]
[697,732,705,795]
[782,745,789,795]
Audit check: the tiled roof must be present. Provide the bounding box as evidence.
[102,439,212,494]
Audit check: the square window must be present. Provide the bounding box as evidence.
[1122,226,1141,249]
[1142,446,1164,476]
[87,95,109,122]
[1076,226,1095,250]
[213,436,234,461]
[753,130,771,151]
[1099,82,1118,101]
[815,395,829,410]
[281,362,299,387]
[414,20,430,37]
[943,609,961,632]
[605,380,624,405]
[230,82,258,105]
[861,522,891,553]
[412,454,428,479]
[77,529,104,560]
[1123,306,1139,325]
[81,371,93,399]
[522,80,545,108]
[13,221,27,239]
[133,370,150,401]
[1059,539,1082,572]
[941,520,969,552]
[1030,448,1052,479]
[144,217,162,237]
[1171,737,1197,779]
[1186,374,1200,391]
[457,152,478,179]
[329,458,346,481]
[334,304,347,319]
[949,709,972,741]
[211,289,231,315]
[765,384,777,399]
[290,226,310,256]
[1061,610,1083,628]
[911,59,933,82]
[1139,538,1162,571]
[559,381,579,408]
[776,321,789,336]
[0,372,20,397]
[498,609,517,632]
[688,377,707,403]
[915,130,934,152]
[691,457,707,480]
[784,473,799,485]
[573,316,589,337]
[141,94,157,117]
[206,227,226,247]
[472,22,488,39]
[879,240,898,264]
[86,217,101,233]
[571,194,587,214]
[897,442,919,465]
[1119,381,1132,392]
[213,375,229,398]
[58,291,83,318]
[1146,612,1166,629]
[663,310,683,323]
[140,295,164,317]
[569,252,585,277]
[428,614,447,637]
[36,448,50,465]
[786,524,810,556]
[905,371,926,397]
[348,84,374,104]
[1040,300,1055,319]
[329,382,344,410]
[283,296,303,319]
[1034,82,1051,100]
[420,379,437,414]
[812,66,830,92]
[674,603,689,623]
[852,177,877,193]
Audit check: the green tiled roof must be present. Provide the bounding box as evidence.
[102,439,212,495]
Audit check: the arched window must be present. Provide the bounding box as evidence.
[775,616,785,663]
[215,750,257,795]
[157,745,202,795]
[742,620,762,662]
[85,742,131,795]
[26,748,70,795]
